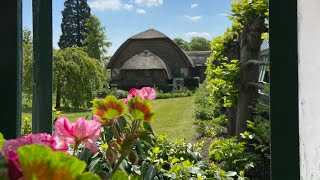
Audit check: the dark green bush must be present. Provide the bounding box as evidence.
[193,83,219,120]
[156,90,193,99]
[184,77,200,88]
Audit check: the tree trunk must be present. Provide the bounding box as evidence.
[226,36,240,136]
[227,106,237,136]
[235,18,266,136]
[76,0,81,47]
[55,85,61,109]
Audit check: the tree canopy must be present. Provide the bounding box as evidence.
[173,37,210,51]
[83,15,111,63]
[189,37,211,51]
[173,38,190,51]
[53,47,107,108]
[58,0,91,49]
[22,28,33,101]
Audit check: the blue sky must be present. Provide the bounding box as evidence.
[23,0,232,55]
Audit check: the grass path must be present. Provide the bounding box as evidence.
[150,96,196,143]
[22,96,197,143]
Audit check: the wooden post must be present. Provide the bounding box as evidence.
[32,0,53,133]
[0,1,22,139]
[270,0,300,178]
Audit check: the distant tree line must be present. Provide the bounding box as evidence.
[23,0,111,109]
[173,37,211,51]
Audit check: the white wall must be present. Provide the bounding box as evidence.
[299,0,320,179]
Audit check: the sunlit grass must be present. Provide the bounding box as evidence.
[22,96,197,142]
[22,109,92,122]
[151,96,196,143]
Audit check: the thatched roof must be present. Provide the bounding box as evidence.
[130,29,167,39]
[121,50,166,70]
[185,51,211,66]
[107,28,195,69]
[121,50,172,78]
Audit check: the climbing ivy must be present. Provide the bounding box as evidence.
[205,22,242,108]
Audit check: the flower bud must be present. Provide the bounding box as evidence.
[128,150,139,165]
[106,147,117,164]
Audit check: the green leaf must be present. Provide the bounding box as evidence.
[141,161,148,179]
[78,147,93,163]
[88,158,102,173]
[80,172,102,180]
[226,171,237,177]
[169,163,181,173]
[152,147,160,154]
[112,171,129,180]
[129,175,141,180]
[171,158,180,164]
[17,144,100,180]
[182,160,192,167]
[145,166,158,180]
[0,132,5,150]
[143,122,155,135]
[138,130,153,143]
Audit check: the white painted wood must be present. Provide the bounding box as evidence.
[298,0,320,179]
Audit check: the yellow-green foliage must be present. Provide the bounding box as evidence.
[231,0,268,24]
[205,22,242,108]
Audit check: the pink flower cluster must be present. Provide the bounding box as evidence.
[54,117,101,153]
[1,133,69,179]
[1,117,101,180]
[123,87,156,104]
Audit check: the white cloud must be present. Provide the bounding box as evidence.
[219,13,229,17]
[134,0,163,7]
[89,0,122,11]
[184,15,203,21]
[123,4,133,10]
[191,3,198,8]
[136,8,146,14]
[185,32,211,38]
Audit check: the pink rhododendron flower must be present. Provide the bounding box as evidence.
[139,87,156,100]
[1,133,68,180]
[7,150,23,180]
[127,87,156,100]
[54,117,101,153]
[122,98,128,104]
[128,88,139,99]
[1,133,68,157]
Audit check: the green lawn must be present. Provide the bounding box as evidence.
[22,96,196,142]
[22,109,92,122]
[150,96,196,143]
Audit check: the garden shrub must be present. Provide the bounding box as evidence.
[156,90,193,99]
[193,83,219,121]
[209,137,260,174]
[21,117,31,136]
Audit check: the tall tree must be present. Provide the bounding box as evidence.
[189,37,211,51]
[232,0,268,136]
[58,0,91,49]
[53,47,107,109]
[173,38,190,51]
[83,15,111,63]
[22,28,33,101]
[206,22,242,136]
